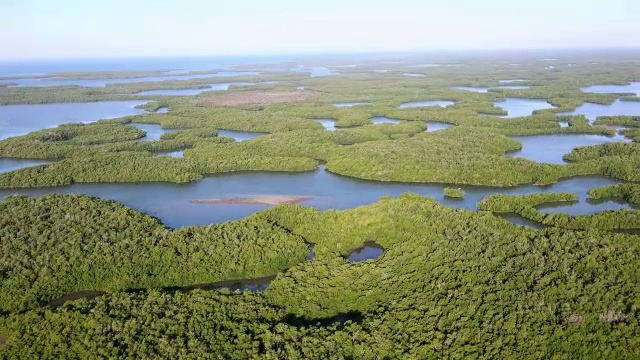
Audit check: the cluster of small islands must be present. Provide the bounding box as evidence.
[0,52,639,358]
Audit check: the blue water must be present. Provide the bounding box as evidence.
[217,129,266,142]
[425,122,453,132]
[130,123,180,141]
[399,100,454,109]
[346,242,384,262]
[0,101,149,140]
[559,100,640,121]
[0,158,48,173]
[491,98,556,118]
[0,165,622,228]
[315,119,337,131]
[334,102,369,107]
[508,134,625,164]
[581,82,640,96]
[371,117,400,124]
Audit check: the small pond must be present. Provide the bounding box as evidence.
[218,129,266,142]
[345,241,384,262]
[315,118,337,131]
[371,117,400,125]
[425,122,453,132]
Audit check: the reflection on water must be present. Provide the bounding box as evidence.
[491,98,556,118]
[508,134,624,164]
[0,158,48,173]
[0,101,149,140]
[315,118,337,131]
[425,122,453,132]
[0,165,622,228]
[371,117,400,125]
[399,100,454,109]
[559,100,640,121]
[581,82,640,96]
[346,241,384,262]
[217,129,266,142]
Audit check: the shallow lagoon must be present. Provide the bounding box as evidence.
[0,100,149,140]
[491,98,555,118]
[399,100,454,109]
[508,134,625,164]
[559,100,640,121]
[218,129,266,142]
[130,123,179,141]
[0,165,622,228]
[581,82,640,96]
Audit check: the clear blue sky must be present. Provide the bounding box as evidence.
[2,0,639,60]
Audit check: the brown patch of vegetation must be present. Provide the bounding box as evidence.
[0,334,8,347]
[601,310,629,324]
[566,314,584,324]
[191,195,312,206]
[196,91,317,106]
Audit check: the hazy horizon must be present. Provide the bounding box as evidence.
[3,0,640,60]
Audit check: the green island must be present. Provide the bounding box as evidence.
[1,50,640,358]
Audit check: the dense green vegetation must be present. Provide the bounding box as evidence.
[1,193,639,358]
[0,194,309,313]
[478,192,640,230]
[443,187,465,198]
[3,54,640,358]
[588,183,640,204]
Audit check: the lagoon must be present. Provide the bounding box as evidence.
[0,100,149,140]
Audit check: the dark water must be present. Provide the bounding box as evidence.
[0,101,149,140]
[2,72,261,88]
[371,117,400,124]
[559,100,640,121]
[218,129,266,142]
[0,158,48,173]
[0,166,622,228]
[315,118,337,131]
[345,241,384,262]
[581,82,640,96]
[334,102,368,107]
[399,100,454,109]
[492,98,555,118]
[425,122,453,132]
[130,123,180,141]
[508,134,625,164]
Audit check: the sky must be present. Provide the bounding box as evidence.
[1,0,639,60]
